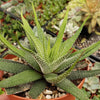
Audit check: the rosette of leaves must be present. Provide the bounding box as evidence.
[0,4,100,100]
[81,0,100,34]
[83,76,100,93]
[83,62,100,93]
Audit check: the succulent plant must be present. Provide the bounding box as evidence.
[0,32,7,53]
[6,0,69,26]
[47,7,82,38]
[0,12,25,42]
[83,62,100,93]
[83,76,100,93]
[75,88,100,100]
[81,0,100,34]
[0,4,100,100]
[53,20,79,38]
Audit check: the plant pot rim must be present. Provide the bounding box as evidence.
[0,54,89,100]
[0,79,85,100]
[7,79,85,100]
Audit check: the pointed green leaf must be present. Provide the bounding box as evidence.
[50,49,73,71]
[0,34,24,57]
[50,7,69,61]
[46,53,82,84]
[16,33,34,53]
[0,58,31,74]
[67,69,100,80]
[80,41,100,60]
[18,21,34,51]
[0,34,40,71]
[56,79,89,100]
[21,14,44,58]
[29,80,47,99]
[70,40,100,61]
[0,70,42,88]
[54,53,81,73]
[34,54,51,74]
[32,4,46,44]
[75,61,88,69]
[59,17,89,57]
[46,38,51,62]
[6,84,31,95]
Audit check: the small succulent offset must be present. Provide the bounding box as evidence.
[81,0,100,34]
[0,4,100,100]
[53,21,79,38]
[76,88,100,100]
[83,62,100,93]
[83,76,100,93]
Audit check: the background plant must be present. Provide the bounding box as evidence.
[1,0,69,26]
[0,12,25,42]
[80,0,100,35]
[46,6,82,38]
[76,88,100,100]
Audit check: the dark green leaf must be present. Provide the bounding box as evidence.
[29,80,47,99]
[56,79,89,100]
[67,69,100,80]
[6,84,31,95]
[0,34,40,71]
[59,17,89,57]
[0,58,31,74]
[0,70,42,88]
[50,7,69,61]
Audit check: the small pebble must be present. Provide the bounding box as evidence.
[4,71,7,74]
[46,95,52,99]
[17,45,21,49]
[57,87,65,92]
[58,93,61,97]
[51,94,55,99]
[61,93,66,97]
[54,93,58,98]
[88,63,92,67]
[26,96,29,98]
[13,42,17,45]
[8,73,13,76]
[44,90,53,95]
